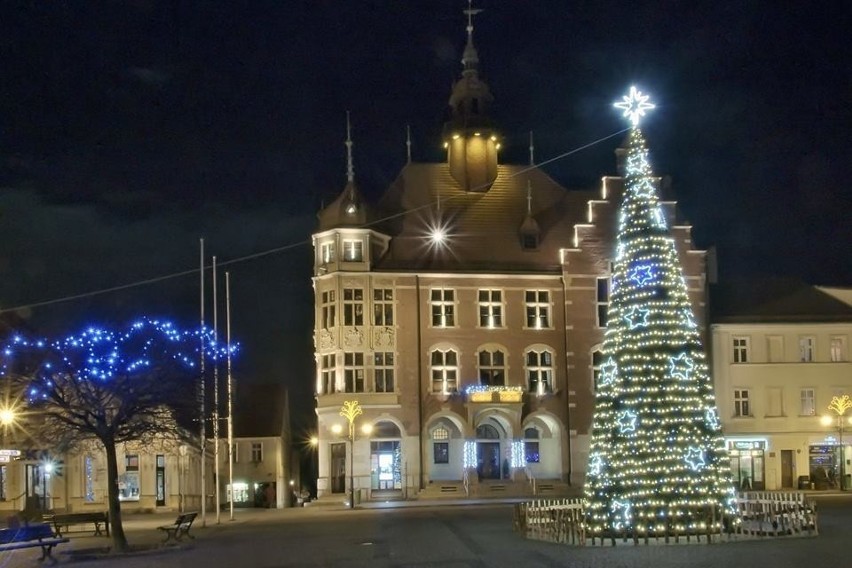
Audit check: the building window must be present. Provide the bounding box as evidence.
[320,242,335,264]
[342,240,363,261]
[84,455,95,502]
[0,465,6,501]
[119,455,140,501]
[431,288,455,327]
[591,349,603,391]
[320,354,336,394]
[800,388,816,416]
[524,428,540,464]
[525,290,550,328]
[596,277,610,328]
[526,349,553,394]
[432,426,449,464]
[478,348,506,386]
[232,443,239,463]
[373,289,394,326]
[251,443,263,463]
[830,336,846,362]
[799,337,815,362]
[343,288,364,326]
[344,352,365,393]
[431,349,458,394]
[733,389,751,417]
[732,337,749,363]
[374,352,394,393]
[521,233,538,250]
[478,289,503,328]
[321,290,336,329]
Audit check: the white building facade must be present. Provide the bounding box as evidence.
[712,287,852,490]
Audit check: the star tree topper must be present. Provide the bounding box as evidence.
[614,86,655,126]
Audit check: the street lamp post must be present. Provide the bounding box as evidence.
[821,395,852,491]
[335,401,372,509]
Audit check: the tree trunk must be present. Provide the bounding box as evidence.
[103,438,129,551]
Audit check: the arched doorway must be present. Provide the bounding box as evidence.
[475,422,506,481]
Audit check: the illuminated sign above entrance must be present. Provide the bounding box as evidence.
[728,440,766,451]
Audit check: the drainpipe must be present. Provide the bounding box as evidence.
[560,275,573,485]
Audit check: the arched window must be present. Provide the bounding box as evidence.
[476,424,501,439]
[478,348,506,386]
[526,348,553,394]
[372,421,401,439]
[431,349,458,394]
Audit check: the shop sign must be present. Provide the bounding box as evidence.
[728,440,766,451]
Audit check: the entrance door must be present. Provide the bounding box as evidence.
[476,442,501,480]
[781,450,794,488]
[331,443,346,494]
[25,464,48,510]
[156,455,166,506]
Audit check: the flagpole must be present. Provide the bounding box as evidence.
[213,256,221,524]
[226,271,235,521]
[199,238,207,527]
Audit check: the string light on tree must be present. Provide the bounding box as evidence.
[583,87,735,537]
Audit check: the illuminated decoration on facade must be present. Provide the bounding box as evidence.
[511,440,525,468]
[584,88,735,536]
[463,440,477,469]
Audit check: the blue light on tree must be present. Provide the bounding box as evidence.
[628,264,655,287]
[623,306,650,329]
[668,353,695,382]
[588,454,604,476]
[705,408,721,431]
[598,358,618,388]
[616,410,638,434]
[684,447,706,471]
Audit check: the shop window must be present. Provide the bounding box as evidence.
[119,455,140,501]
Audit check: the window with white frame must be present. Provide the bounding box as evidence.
[432,426,449,464]
[373,289,394,326]
[251,442,263,463]
[596,277,610,328]
[431,288,455,327]
[800,388,816,416]
[830,336,846,362]
[478,348,506,386]
[320,354,336,394]
[733,389,751,417]
[478,289,503,328]
[342,239,363,261]
[344,352,365,393]
[343,288,364,326]
[732,337,749,363]
[320,242,335,264]
[374,352,394,392]
[430,349,458,394]
[321,290,336,329]
[525,290,550,328]
[526,349,553,394]
[799,336,815,362]
[524,427,540,463]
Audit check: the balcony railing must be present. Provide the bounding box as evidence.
[464,385,525,403]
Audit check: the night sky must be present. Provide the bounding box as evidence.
[0,1,849,429]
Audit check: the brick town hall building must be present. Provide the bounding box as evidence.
[310,15,709,502]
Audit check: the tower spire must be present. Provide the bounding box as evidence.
[345,111,355,184]
[529,130,535,166]
[526,180,533,215]
[462,0,482,71]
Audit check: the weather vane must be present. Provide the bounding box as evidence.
[464,0,482,38]
[614,86,655,126]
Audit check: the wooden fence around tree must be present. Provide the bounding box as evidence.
[512,492,818,546]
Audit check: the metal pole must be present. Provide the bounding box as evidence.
[226,271,235,519]
[199,238,207,527]
[349,420,354,509]
[213,256,221,523]
[840,417,845,491]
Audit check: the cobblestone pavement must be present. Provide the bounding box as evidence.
[0,495,847,567]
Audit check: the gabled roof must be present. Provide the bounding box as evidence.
[374,163,594,272]
[710,278,852,323]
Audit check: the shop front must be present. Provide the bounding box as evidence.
[808,444,843,489]
[728,439,766,490]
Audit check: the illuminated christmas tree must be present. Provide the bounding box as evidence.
[583,87,735,537]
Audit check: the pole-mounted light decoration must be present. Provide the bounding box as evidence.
[339,400,363,509]
[339,400,363,429]
[583,87,735,537]
[828,395,852,417]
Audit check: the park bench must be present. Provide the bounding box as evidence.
[43,511,110,537]
[157,511,198,543]
[0,522,69,562]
